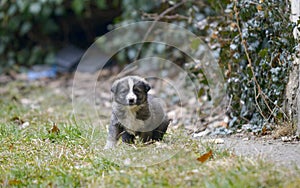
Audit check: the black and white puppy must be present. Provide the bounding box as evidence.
[104,75,170,149]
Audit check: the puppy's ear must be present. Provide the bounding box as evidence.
[111,80,119,93]
[143,81,151,92]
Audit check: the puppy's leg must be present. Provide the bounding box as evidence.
[139,132,153,143]
[104,122,123,149]
[122,132,135,143]
[152,118,171,141]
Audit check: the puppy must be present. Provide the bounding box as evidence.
[104,75,170,149]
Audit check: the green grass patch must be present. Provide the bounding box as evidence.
[0,81,299,187]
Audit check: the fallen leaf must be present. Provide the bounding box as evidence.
[230,22,237,30]
[9,144,14,150]
[261,126,267,135]
[219,121,228,128]
[211,32,218,39]
[8,179,21,185]
[225,63,232,77]
[197,150,213,163]
[256,5,263,11]
[49,123,60,134]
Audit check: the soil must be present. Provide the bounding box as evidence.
[220,136,300,169]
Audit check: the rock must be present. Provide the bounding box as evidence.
[281,136,292,142]
[19,122,30,129]
[211,138,225,144]
[193,129,211,137]
[201,138,225,144]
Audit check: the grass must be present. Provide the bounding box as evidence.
[0,80,300,187]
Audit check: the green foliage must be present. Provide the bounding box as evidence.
[0,0,119,73]
[180,0,297,127]
[110,0,298,128]
[213,0,297,126]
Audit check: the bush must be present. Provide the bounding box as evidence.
[211,0,297,127]
[108,0,298,128]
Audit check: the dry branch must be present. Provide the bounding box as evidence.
[134,0,188,61]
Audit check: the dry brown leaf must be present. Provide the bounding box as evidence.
[8,179,21,185]
[230,22,237,29]
[211,33,218,39]
[49,123,60,134]
[9,144,13,151]
[261,126,267,135]
[197,150,213,163]
[225,63,232,78]
[219,121,228,128]
[256,5,263,11]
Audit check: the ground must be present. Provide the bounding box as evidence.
[222,136,300,169]
[0,71,299,187]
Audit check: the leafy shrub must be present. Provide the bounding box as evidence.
[108,0,298,128]
[210,0,297,127]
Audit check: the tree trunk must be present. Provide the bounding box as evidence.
[287,0,300,135]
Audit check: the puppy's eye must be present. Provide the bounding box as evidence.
[119,89,128,94]
[133,88,142,93]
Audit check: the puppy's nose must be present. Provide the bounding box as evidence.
[128,98,135,104]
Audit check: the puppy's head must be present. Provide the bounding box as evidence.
[111,76,150,106]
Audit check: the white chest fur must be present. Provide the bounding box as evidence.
[121,106,148,134]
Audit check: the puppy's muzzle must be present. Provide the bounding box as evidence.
[126,92,137,105]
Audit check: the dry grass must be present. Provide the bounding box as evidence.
[273,121,297,139]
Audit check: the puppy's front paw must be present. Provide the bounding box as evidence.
[104,140,116,150]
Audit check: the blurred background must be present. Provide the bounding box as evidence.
[1,1,300,186]
[0,0,298,131]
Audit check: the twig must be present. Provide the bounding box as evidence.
[233,1,273,119]
[134,0,188,61]
[226,94,233,112]
[253,83,266,119]
[142,13,189,21]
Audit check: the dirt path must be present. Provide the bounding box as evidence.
[221,137,300,169]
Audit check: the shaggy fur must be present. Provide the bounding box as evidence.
[104,76,170,149]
